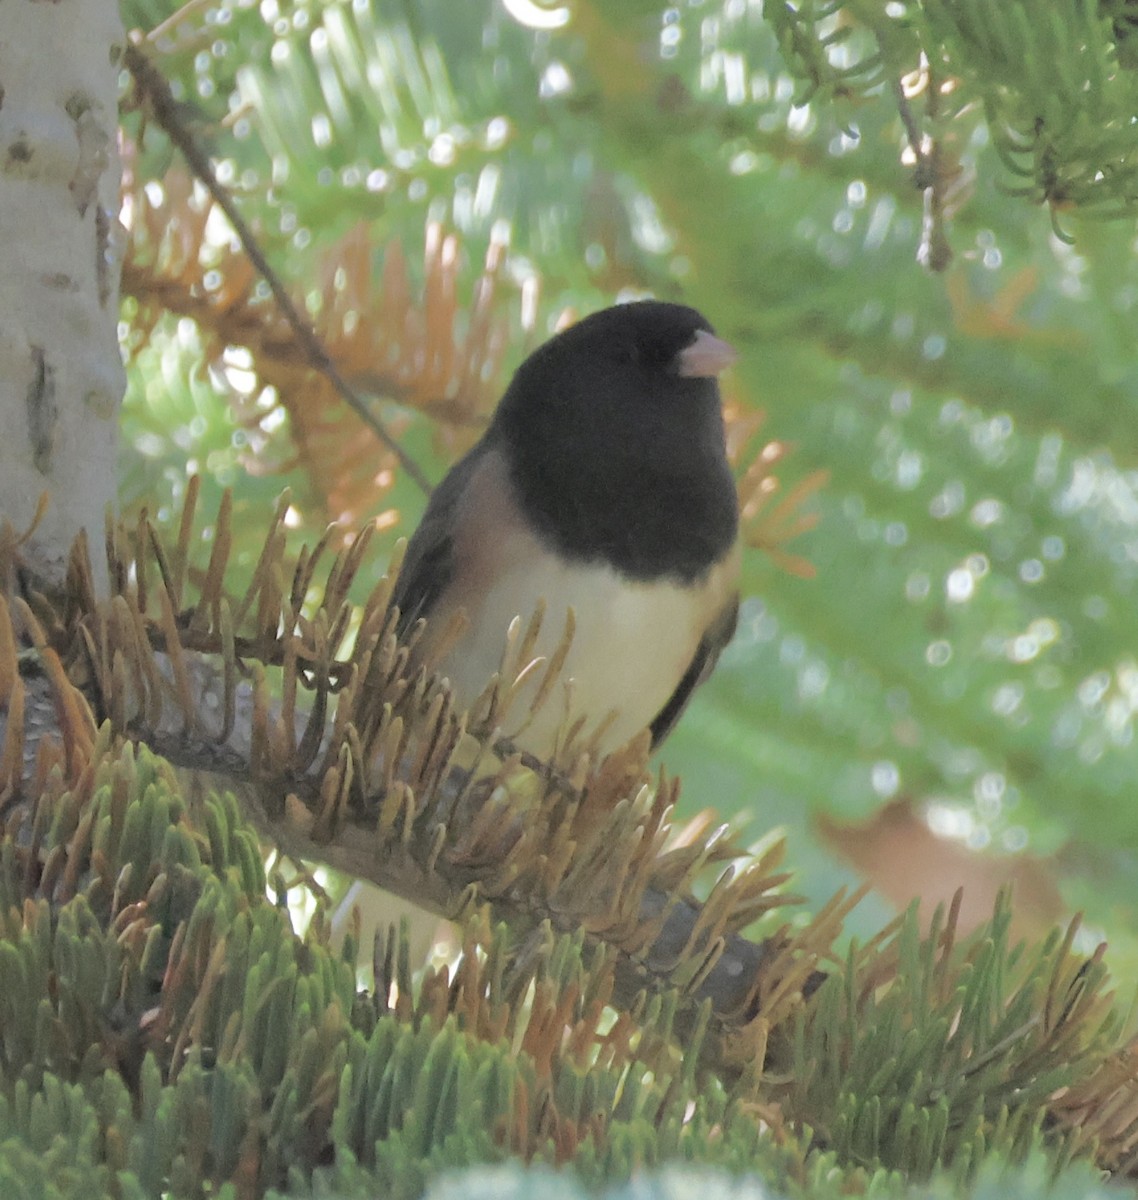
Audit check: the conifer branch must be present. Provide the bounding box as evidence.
[3,497,1138,1182]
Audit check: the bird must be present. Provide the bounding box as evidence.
[392,299,740,760]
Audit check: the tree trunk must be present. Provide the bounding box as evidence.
[0,0,124,591]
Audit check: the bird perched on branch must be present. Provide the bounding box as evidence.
[393,300,740,759]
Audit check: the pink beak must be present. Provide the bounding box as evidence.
[676,329,738,378]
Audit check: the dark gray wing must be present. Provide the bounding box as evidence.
[648,594,739,748]
[391,441,489,637]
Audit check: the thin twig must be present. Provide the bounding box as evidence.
[885,45,955,272]
[892,75,928,177]
[124,40,434,496]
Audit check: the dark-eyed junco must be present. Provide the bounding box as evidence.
[393,300,740,758]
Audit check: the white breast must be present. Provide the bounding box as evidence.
[437,540,729,758]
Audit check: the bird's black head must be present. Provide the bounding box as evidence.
[492,301,740,581]
[498,301,732,426]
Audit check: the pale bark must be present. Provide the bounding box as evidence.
[0,0,125,590]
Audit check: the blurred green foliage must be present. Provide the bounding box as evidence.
[118,0,1138,969]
